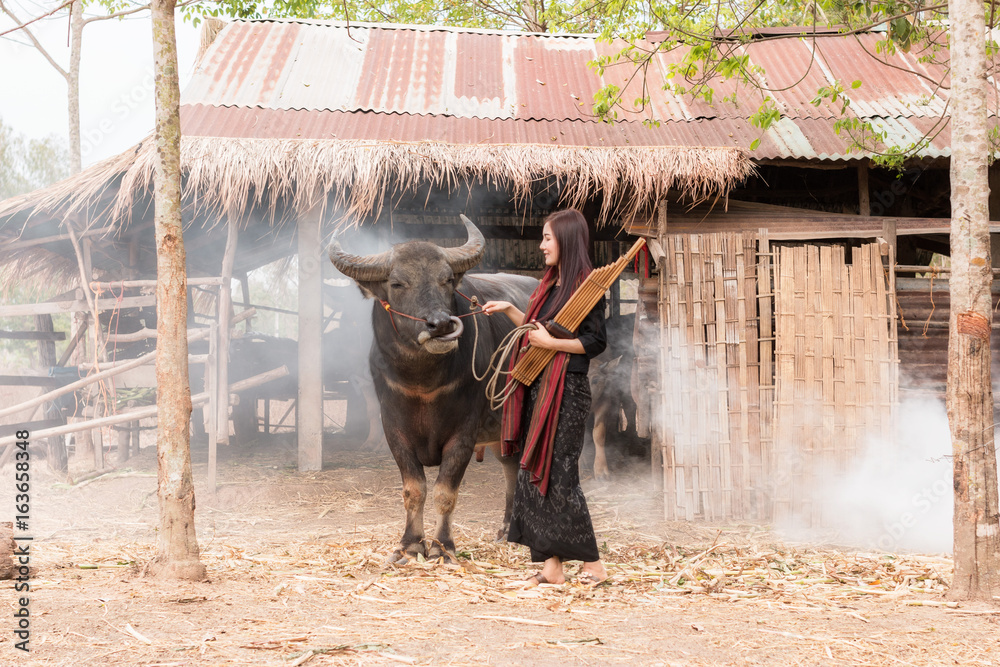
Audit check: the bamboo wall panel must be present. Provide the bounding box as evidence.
[771,243,898,527]
[656,232,767,521]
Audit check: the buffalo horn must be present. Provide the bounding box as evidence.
[442,214,486,275]
[328,241,392,282]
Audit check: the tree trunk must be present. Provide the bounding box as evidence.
[946,0,1000,601]
[147,0,205,581]
[68,0,83,173]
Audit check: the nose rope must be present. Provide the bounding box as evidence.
[378,290,484,337]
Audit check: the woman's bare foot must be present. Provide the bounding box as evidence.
[578,560,607,586]
[527,556,564,586]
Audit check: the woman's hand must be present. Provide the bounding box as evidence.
[481,301,525,326]
[526,322,556,349]
[525,321,586,354]
[481,300,513,316]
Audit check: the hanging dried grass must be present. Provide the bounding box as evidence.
[0,137,753,234]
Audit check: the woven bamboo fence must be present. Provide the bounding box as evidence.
[656,231,771,521]
[771,243,898,527]
[649,234,897,523]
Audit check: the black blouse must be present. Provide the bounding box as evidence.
[536,292,607,374]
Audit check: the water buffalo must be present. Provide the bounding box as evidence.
[329,216,537,563]
[588,312,649,480]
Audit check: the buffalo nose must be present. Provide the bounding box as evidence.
[425,313,453,336]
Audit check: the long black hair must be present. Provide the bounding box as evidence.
[539,208,593,321]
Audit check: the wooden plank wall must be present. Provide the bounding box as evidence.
[771,243,898,527]
[895,277,1000,403]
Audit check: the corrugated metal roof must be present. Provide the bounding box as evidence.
[182,19,970,161]
[180,105,953,161]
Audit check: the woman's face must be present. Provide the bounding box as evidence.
[540,222,560,267]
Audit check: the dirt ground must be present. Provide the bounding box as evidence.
[2,431,999,667]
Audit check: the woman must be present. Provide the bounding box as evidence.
[481,208,609,587]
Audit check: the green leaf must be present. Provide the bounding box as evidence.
[750,138,760,150]
[851,80,862,89]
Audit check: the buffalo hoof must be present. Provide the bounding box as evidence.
[425,539,457,563]
[388,542,426,565]
[386,551,411,566]
[494,526,509,542]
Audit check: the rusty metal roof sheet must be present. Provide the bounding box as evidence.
[182,19,968,161]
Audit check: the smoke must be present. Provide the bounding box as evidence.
[777,397,954,554]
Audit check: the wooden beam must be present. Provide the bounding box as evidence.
[0,331,66,341]
[56,320,88,367]
[0,420,63,438]
[0,326,222,421]
[89,277,223,290]
[0,366,290,450]
[297,196,325,472]
[0,347,154,419]
[0,376,70,387]
[0,294,157,318]
[3,226,115,251]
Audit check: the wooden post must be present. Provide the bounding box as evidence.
[93,423,104,470]
[882,218,897,260]
[206,321,218,494]
[858,162,870,217]
[35,315,57,368]
[217,220,238,450]
[117,426,130,465]
[75,428,94,466]
[239,272,253,332]
[756,229,774,521]
[47,436,68,475]
[655,200,667,499]
[131,421,141,456]
[297,196,325,471]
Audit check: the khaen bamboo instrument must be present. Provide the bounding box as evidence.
[511,237,647,385]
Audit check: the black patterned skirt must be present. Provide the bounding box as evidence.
[507,372,601,563]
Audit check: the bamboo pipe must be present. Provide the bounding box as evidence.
[512,237,647,385]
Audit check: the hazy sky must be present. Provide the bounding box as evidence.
[0,1,202,166]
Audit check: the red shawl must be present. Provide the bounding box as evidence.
[500,268,570,496]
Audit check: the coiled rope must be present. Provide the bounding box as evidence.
[469,310,537,411]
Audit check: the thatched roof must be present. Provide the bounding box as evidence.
[0,17,755,286]
[0,137,751,229]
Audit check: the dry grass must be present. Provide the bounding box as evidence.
[6,445,999,665]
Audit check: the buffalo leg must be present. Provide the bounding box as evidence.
[593,416,610,481]
[427,443,474,561]
[486,441,518,540]
[391,466,428,563]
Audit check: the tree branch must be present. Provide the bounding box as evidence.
[0,0,70,78]
[82,0,198,25]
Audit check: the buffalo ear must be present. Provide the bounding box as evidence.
[355,281,387,301]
